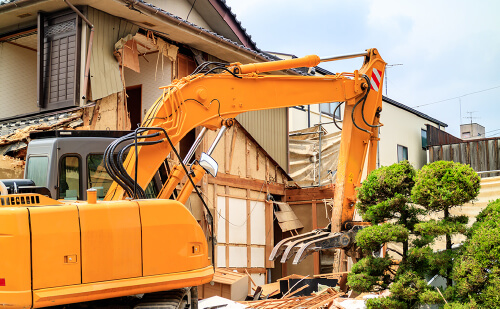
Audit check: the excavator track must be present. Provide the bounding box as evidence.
[134,288,192,309]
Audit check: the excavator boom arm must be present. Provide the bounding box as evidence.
[105,49,385,204]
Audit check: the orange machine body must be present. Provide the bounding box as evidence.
[0,194,212,308]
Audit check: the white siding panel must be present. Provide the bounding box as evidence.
[250,201,266,245]
[228,197,247,244]
[250,247,265,268]
[0,42,37,118]
[216,196,225,243]
[228,246,247,268]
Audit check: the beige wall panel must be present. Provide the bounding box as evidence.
[124,52,173,120]
[216,185,225,195]
[227,187,246,198]
[185,194,203,221]
[216,196,226,243]
[94,93,118,130]
[250,273,266,287]
[229,127,247,177]
[237,108,288,172]
[250,247,265,268]
[250,201,266,245]
[228,197,247,244]
[228,246,247,268]
[216,245,226,267]
[249,190,265,200]
[255,149,267,181]
[247,140,257,179]
[209,129,225,166]
[0,42,37,118]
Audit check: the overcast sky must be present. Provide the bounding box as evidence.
[225,0,500,138]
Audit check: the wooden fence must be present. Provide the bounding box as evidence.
[428,138,500,177]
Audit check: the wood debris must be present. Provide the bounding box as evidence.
[240,288,343,309]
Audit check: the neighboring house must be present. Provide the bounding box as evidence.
[289,91,448,171]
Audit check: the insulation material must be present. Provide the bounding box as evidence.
[273,202,304,232]
[250,273,266,288]
[114,34,140,73]
[250,201,266,245]
[289,127,341,187]
[217,245,226,268]
[250,247,265,268]
[228,246,247,268]
[228,197,247,244]
[216,196,226,243]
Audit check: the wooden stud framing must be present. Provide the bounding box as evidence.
[246,189,252,295]
[312,201,320,275]
[265,200,274,269]
[225,185,230,269]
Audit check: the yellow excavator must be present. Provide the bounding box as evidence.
[0,49,385,308]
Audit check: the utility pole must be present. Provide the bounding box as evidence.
[385,64,403,96]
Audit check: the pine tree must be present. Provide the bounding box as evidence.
[348,161,439,308]
[411,161,480,289]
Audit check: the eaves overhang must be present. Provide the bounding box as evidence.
[0,0,300,75]
[383,95,448,128]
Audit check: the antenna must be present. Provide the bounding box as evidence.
[463,111,480,138]
[385,64,403,96]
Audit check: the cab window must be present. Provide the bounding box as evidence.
[26,156,49,187]
[59,155,81,200]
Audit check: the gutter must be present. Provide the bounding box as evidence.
[0,0,45,13]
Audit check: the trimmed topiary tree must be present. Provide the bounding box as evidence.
[445,199,500,308]
[348,161,440,308]
[411,161,480,288]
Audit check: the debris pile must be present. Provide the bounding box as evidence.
[241,288,343,309]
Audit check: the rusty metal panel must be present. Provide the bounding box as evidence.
[443,145,451,161]
[236,108,288,171]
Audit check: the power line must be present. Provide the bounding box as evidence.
[412,85,500,108]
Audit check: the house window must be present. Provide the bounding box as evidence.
[397,145,408,162]
[320,102,341,119]
[421,129,427,149]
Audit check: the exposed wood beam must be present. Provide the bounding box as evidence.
[208,172,285,195]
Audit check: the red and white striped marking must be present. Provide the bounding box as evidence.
[370,68,382,92]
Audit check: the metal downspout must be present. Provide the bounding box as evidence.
[63,0,94,100]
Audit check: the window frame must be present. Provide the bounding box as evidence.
[421,129,427,149]
[397,144,408,163]
[320,102,341,120]
[58,153,82,200]
[26,155,50,187]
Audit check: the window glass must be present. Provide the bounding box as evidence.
[26,156,49,187]
[421,129,427,149]
[397,145,408,162]
[320,102,341,119]
[87,154,113,200]
[59,156,80,200]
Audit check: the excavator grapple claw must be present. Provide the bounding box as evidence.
[269,225,365,265]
